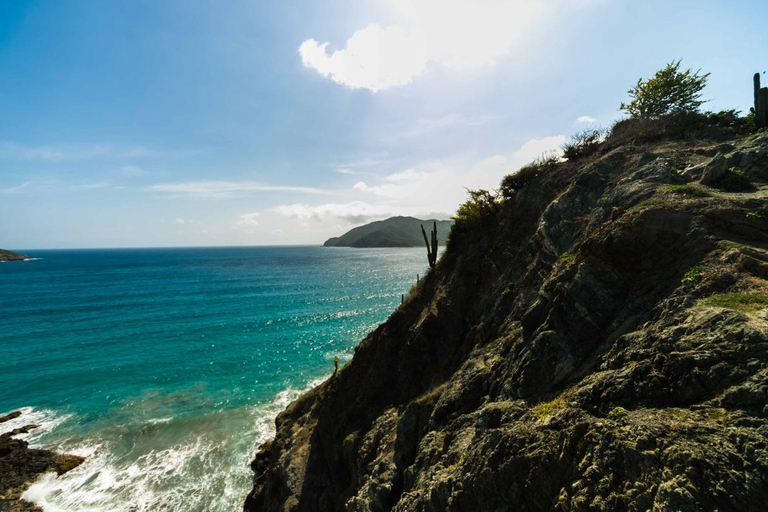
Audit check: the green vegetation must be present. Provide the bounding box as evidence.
[746,212,765,221]
[752,73,768,128]
[718,240,749,251]
[698,293,768,313]
[712,168,753,192]
[607,407,628,420]
[532,396,567,420]
[663,184,713,198]
[562,128,605,160]
[445,452,468,472]
[451,189,501,239]
[421,222,438,269]
[558,252,575,265]
[500,152,560,197]
[632,198,665,211]
[681,266,703,285]
[620,60,709,118]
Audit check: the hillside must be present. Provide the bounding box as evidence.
[323,217,453,248]
[245,126,768,511]
[0,249,28,262]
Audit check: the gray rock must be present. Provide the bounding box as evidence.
[700,153,729,185]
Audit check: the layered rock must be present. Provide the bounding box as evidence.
[246,132,768,511]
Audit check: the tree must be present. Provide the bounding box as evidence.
[620,60,710,118]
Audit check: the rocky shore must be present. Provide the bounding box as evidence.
[0,411,84,512]
[0,250,28,262]
[245,127,768,511]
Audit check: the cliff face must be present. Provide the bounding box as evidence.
[245,132,768,511]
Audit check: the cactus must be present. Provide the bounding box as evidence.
[754,73,768,128]
[421,221,438,269]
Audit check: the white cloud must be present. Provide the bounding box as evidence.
[350,135,565,212]
[234,212,261,232]
[176,218,186,224]
[269,135,565,239]
[299,0,555,91]
[385,169,425,182]
[576,115,596,123]
[148,180,328,199]
[271,201,396,224]
[336,168,360,175]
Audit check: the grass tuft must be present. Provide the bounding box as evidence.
[698,293,768,313]
[663,184,713,198]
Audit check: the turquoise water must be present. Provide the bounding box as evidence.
[0,246,429,511]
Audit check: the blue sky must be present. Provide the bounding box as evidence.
[1,0,767,248]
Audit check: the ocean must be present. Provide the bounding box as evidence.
[0,246,430,511]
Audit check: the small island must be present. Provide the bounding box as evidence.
[0,249,29,262]
[323,216,453,248]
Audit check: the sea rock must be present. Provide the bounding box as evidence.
[0,411,22,423]
[0,416,84,512]
[0,250,27,262]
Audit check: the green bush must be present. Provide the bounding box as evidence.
[620,60,710,118]
[562,127,605,160]
[500,152,560,197]
[450,189,501,245]
[607,407,628,420]
[681,267,703,285]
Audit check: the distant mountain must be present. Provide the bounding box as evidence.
[323,216,454,248]
[0,249,28,262]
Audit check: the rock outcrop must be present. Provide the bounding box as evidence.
[0,250,28,262]
[0,412,84,512]
[246,131,768,511]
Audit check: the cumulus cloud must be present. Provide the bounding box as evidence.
[299,0,555,91]
[576,115,596,123]
[148,181,327,199]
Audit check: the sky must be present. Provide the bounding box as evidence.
[1,0,767,249]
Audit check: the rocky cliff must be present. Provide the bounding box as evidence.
[245,129,768,511]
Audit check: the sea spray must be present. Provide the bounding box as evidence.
[21,377,327,512]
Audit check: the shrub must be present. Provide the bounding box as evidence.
[607,407,628,420]
[562,127,605,160]
[681,266,703,285]
[532,396,567,420]
[450,189,501,237]
[620,60,710,118]
[500,151,560,197]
